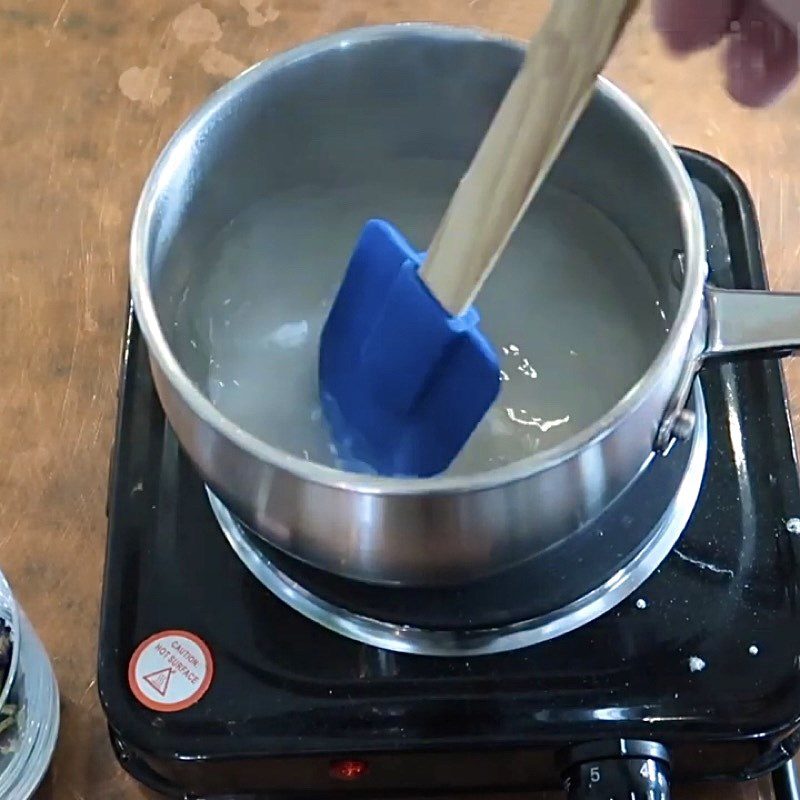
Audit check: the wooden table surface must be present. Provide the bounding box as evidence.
[0,0,795,797]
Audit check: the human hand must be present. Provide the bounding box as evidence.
[653,0,800,106]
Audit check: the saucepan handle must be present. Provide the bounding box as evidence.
[657,285,800,454]
[704,286,800,359]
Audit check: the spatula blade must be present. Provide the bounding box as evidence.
[319,219,500,477]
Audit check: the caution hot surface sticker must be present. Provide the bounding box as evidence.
[128,630,214,712]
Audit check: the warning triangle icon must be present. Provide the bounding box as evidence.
[143,667,173,697]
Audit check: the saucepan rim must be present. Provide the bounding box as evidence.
[130,22,706,496]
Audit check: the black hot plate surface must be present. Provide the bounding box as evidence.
[98,150,800,798]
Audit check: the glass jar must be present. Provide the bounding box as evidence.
[0,569,59,797]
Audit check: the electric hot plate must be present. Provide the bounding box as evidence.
[99,150,800,798]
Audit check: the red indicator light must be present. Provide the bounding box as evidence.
[330,759,368,781]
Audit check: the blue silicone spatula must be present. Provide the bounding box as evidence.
[320,0,640,477]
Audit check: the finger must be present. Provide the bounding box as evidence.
[653,0,738,53]
[725,0,799,106]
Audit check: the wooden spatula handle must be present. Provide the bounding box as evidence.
[418,0,641,316]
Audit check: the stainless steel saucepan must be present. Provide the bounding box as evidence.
[130,24,800,586]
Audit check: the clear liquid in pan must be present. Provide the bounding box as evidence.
[171,159,669,477]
